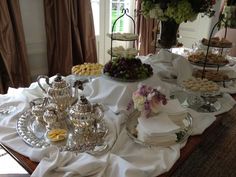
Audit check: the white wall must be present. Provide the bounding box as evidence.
[19,0,48,80]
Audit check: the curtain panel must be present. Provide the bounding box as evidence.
[135,0,158,55]
[0,0,31,94]
[44,0,97,76]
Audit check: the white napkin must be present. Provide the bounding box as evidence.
[144,49,193,84]
[161,99,187,123]
[137,113,180,136]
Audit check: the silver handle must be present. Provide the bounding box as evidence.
[37,75,51,93]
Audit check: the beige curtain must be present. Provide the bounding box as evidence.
[44,0,97,76]
[135,0,158,55]
[0,0,31,94]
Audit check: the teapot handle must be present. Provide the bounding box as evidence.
[37,75,51,93]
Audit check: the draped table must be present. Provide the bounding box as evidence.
[1,100,235,177]
[1,49,236,177]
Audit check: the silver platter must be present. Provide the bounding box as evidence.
[126,111,192,147]
[17,110,116,155]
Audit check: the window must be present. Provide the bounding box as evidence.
[91,0,134,64]
[91,0,100,36]
[111,0,132,33]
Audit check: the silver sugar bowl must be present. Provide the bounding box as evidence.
[37,73,78,112]
[30,98,49,134]
[69,96,104,136]
[30,98,47,124]
[43,103,66,130]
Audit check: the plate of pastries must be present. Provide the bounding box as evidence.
[107,46,138,58]
[188,51,229,67]
[182,78,220,93]
[107,33,138,41]
[72,63,103,76]
[201,37,232,48]
[193,69,229,82]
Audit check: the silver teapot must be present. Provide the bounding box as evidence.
[37,74,78,111]
[69,96,104,135]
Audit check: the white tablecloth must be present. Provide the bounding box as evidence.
[0,51,235,177]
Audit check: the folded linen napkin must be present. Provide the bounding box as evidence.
[161,99,187,123]
[137,113,180,136]
[136,128,178,146]
[144,49,193,84]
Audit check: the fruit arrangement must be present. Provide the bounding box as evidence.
[103,57,153,80]
[72,63,103,76]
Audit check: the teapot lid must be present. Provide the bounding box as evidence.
[52,73,67,88]
[74,95,92,113]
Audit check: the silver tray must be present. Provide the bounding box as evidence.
[126,111,192,147]
[17,110,116,155]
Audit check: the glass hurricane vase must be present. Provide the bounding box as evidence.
[158,20,180,49]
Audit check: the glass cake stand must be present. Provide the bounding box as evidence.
[185,90,221,113]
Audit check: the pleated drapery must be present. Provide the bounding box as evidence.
[44,0,97,76]
[135,0,158,55]
[0,0,31,94]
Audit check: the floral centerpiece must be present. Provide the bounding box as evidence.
[141,0,216,48]
[127,84,167,118]
[221,0,236,28]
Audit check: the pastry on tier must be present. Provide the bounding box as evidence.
[107,46,138,58]
[107,33,138,41]
[188,52,229,66]
[72,63,103,76]
[182,78,219,92]
[193,70,229,82]
[201,37,232,48]
[103,57,153,80]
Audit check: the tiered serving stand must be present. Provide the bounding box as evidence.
[109,8,138,60]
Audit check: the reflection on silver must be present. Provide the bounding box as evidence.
[171,90,222,113]
[37,74,78,112]
[0,106,16,115]
[126,111,192,147]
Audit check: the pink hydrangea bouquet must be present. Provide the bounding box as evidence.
[127,85,167,118]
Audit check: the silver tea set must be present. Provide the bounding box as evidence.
[29,74,106,150]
